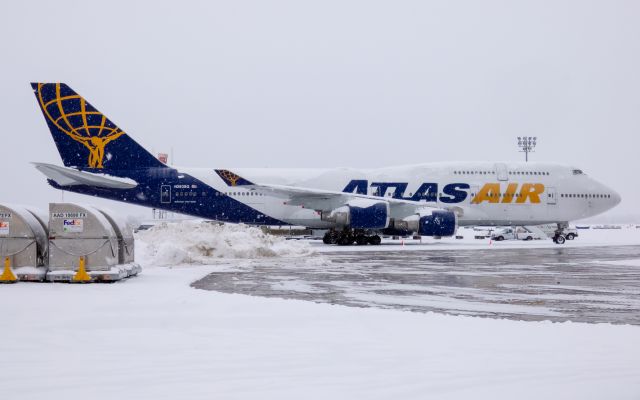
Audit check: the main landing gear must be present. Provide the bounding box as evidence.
[552,234,566,244]
[323,229,381,246]
[552,222,568,245]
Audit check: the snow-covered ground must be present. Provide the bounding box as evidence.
[136,220,313,264]
[1,224,640,399]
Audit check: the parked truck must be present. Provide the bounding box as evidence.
[491,226,547,241]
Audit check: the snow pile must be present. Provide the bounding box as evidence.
[136,221,313,265]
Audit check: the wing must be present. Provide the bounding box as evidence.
[215,169,453,220]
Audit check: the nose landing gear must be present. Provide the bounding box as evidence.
[553,222,568,244]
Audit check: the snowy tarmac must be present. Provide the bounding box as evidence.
[194,244,640,324]
[2,225,640,399]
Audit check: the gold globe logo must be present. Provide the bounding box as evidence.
[36,83,124,168]
[218,169,242,186]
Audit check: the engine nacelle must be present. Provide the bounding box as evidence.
[321,199,390,229]
[395,209,457,237]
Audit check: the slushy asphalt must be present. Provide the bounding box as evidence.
[193,245,640,324]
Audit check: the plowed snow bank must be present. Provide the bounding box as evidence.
[136,221,313,265]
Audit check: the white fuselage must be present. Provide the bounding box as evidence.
[181,161,620,228]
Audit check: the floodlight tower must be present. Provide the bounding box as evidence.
[517,136,537,162]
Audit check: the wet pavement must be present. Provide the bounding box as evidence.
[192,245,640,324]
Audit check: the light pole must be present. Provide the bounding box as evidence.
[517,136,537,162]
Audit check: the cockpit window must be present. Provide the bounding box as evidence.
[572,169,584,175]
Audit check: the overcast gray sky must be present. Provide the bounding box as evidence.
[1,0,638,221]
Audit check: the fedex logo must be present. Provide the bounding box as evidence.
[63,218,84,233]
[343,180,545,204]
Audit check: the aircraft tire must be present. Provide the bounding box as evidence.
[337,232,354,246]
[323,230,338,245]
[369,235,382,245]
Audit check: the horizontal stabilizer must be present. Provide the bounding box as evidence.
[33,162,138,189]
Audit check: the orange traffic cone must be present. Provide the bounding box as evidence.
[0,257,17,283]
[72,256,91,283]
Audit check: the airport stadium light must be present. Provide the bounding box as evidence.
[517,136,537,162]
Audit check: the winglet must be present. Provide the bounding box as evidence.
[215,169,254,186]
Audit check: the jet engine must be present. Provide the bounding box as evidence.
[394,209,458,237]
[321,199,390,229]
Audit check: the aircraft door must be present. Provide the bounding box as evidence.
[160,185,171,204]
[494,163,508,181]
[467,185,479,204]
[546,187,557,205]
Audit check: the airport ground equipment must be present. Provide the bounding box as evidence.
[96,209,141,277]
[491,226,547,241]
[472,226,495,239]
[536,224,577,239]
[46,203,140,282]
[0,204,49,281]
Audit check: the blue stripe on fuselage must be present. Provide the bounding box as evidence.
[47,168,285,225]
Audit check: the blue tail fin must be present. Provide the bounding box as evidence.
[31,83,166,171]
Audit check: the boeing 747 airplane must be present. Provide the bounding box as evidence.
[31,83,621,245]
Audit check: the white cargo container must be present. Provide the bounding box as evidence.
[47,203,139,282]
[97,208,141,277]
[0,204,49,281]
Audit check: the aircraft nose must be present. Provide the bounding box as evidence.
[601,182,622,208]
[611,189,622,207]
